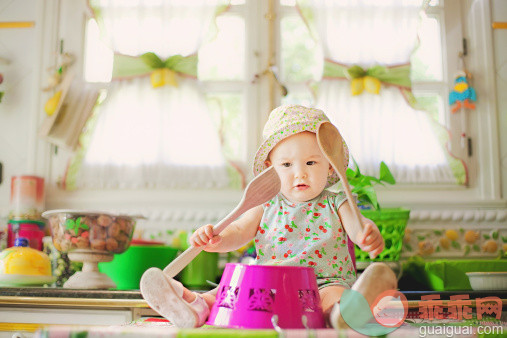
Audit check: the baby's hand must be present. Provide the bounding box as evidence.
[355,220,384,259]
[189,224,222,248]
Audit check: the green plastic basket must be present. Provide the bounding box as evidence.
[354,208,410,262]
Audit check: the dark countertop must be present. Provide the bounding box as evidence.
[402,290,507,300]
[0,287,144,299]
[1,287,505,300]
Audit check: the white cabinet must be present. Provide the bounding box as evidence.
[0,291,157,338]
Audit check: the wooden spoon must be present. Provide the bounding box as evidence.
[317,122,364,233]
[162,166,281,278]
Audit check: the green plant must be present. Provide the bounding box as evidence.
[64,217,89,236]
[346,159,396,210]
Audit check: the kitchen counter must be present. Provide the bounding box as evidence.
[0,287,155,337]
[0,287,145,301]
[1,287,506,308]
[1,287,506,337]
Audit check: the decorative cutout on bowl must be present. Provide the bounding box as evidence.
[217,285,239,310]
[299,289,319,312]
[247,288,276,312]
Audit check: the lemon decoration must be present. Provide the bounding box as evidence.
[346,65,386,96]
[363,76,382,95]
[150,68,178,88]
[44,90,62,116]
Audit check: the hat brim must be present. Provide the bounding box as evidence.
[252,121,348,188]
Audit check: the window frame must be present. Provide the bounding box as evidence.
[39,0,504,224]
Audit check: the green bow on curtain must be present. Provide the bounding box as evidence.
[112,52,198,88]
[323,61,412,96]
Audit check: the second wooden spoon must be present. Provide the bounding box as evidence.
[317,121,364,232]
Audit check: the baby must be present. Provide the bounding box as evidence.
[141,104,397,328]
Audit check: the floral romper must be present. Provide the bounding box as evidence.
[254,190,357,288]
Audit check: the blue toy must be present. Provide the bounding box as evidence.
[449,72,476,113]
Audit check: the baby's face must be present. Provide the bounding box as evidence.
[266,131,332,203]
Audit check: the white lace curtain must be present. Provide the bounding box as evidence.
[304,0,459,184]
[74,0,229,189]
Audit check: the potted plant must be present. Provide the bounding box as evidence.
[345,159,410,262]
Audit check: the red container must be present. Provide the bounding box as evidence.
[7,220,46,251]
[9,175,45,220]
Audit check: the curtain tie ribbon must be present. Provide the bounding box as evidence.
[112,52,198,88]
[323,60,412,96]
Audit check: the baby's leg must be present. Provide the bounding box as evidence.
[318,284,347,327]
[140,267,217,328]
[330,262,397,328]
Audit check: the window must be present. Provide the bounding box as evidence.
[277,0,468,186]
[47,0,499,215]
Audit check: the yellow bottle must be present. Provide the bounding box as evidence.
[0,238,51,276]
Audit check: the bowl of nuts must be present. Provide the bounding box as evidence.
[42,210,144,289]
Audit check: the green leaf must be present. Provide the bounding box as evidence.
[351,157,361,175]
[362,186,379,210]
[405,243,413,251]
[379,161,396,184]
[434,230,443,236]
[366,65,387,77]
[346,167,359,179]
[344,157,395,210]
[502,236,507,243]
[483,234,491,240]
[492,231,498,240]
[65,219,76,233]
[464,245,471,256]
[451,241,461,250]
[346,65,366,79]
[473,244,480,252]
[140,52,165,69]
[164,54,184,69]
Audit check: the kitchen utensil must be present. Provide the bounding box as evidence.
[317,122,364,233]
[42,210,143,289]
[163,166,280,278]
[99,245,178,290]
[466,272,507,291]
[206,263,325,329]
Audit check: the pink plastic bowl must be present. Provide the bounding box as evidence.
[206,263,325,329]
